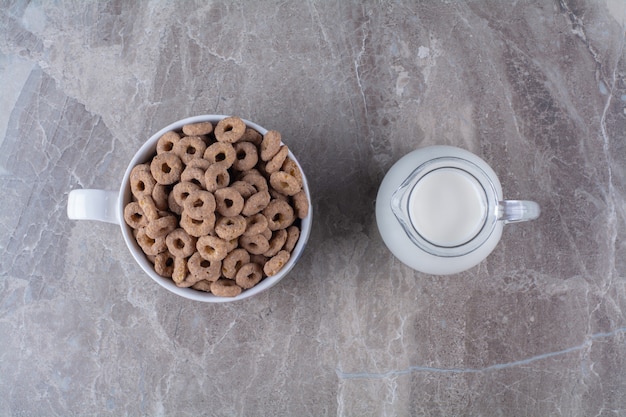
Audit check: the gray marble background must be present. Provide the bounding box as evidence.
[1,1,625,416]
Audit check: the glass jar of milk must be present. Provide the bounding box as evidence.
[376,146,540,275]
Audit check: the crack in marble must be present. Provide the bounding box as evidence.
[336,327,626,380]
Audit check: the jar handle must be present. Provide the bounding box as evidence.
[67,189,120,224]
[498,200,540,224]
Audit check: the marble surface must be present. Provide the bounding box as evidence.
[1,0,625,415]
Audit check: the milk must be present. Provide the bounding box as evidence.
[408,168,487,247]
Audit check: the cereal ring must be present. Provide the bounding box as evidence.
[168,192,183,215]
[180,211,215,237]
[174,136,207,165]
[196,235,229,262]
[156,131,181,154]
[235,263,263,289]
[130,164,156,199]
[263,199,295,230]
[221,248,251,279]
[263,250,291,277]
[186,158,211,170]
[188,251,221,282]
[244,213,269,237]
[263,228,288,257]
[240,127,263,145]
[204,164,230,192]
[269,187,289,202]
[270,171,301,196]
[284,225,300,253]
[136,227,167,256]
[230,180,256,199]
[203,142,236,168]
[166,228,197,258]
[173,257,192,287]
[260,227,272,240]
[225,237,239,252]
[124,202,147,229]
[181,166,207,189]
[146,215,178,239]
[172,181,201,207]
[152,184,171,211]
[239,234,270,255]
[292,190,310,219]
[241,173,268,192]
[210,279,242,297]
[242,190,271,216]
[265,145,289,174]
[281,157,304,187]
[214,116,246,143]
[182,121,213,136]
[150,152,183,185]
[183,190,216,220]
[215,215,247,240]
[232,141,259,172]
[214,187,244,217]
[192,280,212,292]
[154,251,175,278]
[138,195,160,221]
[260,130,281,161]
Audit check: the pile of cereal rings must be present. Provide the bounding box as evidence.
[123,116,309,297]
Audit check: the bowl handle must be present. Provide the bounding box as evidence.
[67,189,120,224]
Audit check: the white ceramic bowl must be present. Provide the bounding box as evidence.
[68,115,312,302]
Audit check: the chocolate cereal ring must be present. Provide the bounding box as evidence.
[150,152,183,185]
[183,190,216,220]
[172,181,201,207]
[281,157,304,187]
[215,215,247,241]
[136,227,167,256]
[192,280,212,292]
[240,127,263,145]
[244,213,269,237]
[210,278,242,297]
[239,234,270,255]
[204,164,230,192]
[172,257,192,287]
[182,121,213,136]
[180,211,215,237]
[214,116,246,143]
[214,187,244,217]
[260,227,272,240]
[233,141,258,172]
[260,130,281,161]
[130,164,156,199]
[230,180,256,199]
[242,190,271,216]
[154,251,175,278]
[156,131,181,154]
[263,199,295,230]
[174,136,207,165]
[270,171,301,196]
[203,142,236,168]
[186,158,211,170]
[124,202,147,229]
[241,173,268,192]
[166,228,197,258]
[181,166,207,189]
[292,190,310,219]
[269,187,289,202]
[188,252,221,282]
[284,225,300,253]
[235,263,263,289]
[263,229,288,257]
[221,248,251,279]
[146,215,178,239]
[168,191,183,215]
[263,250,291,276]
[138,195,160,221]
[152,184,171,211]
[265,145,289,174]
[196,235,229,262]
